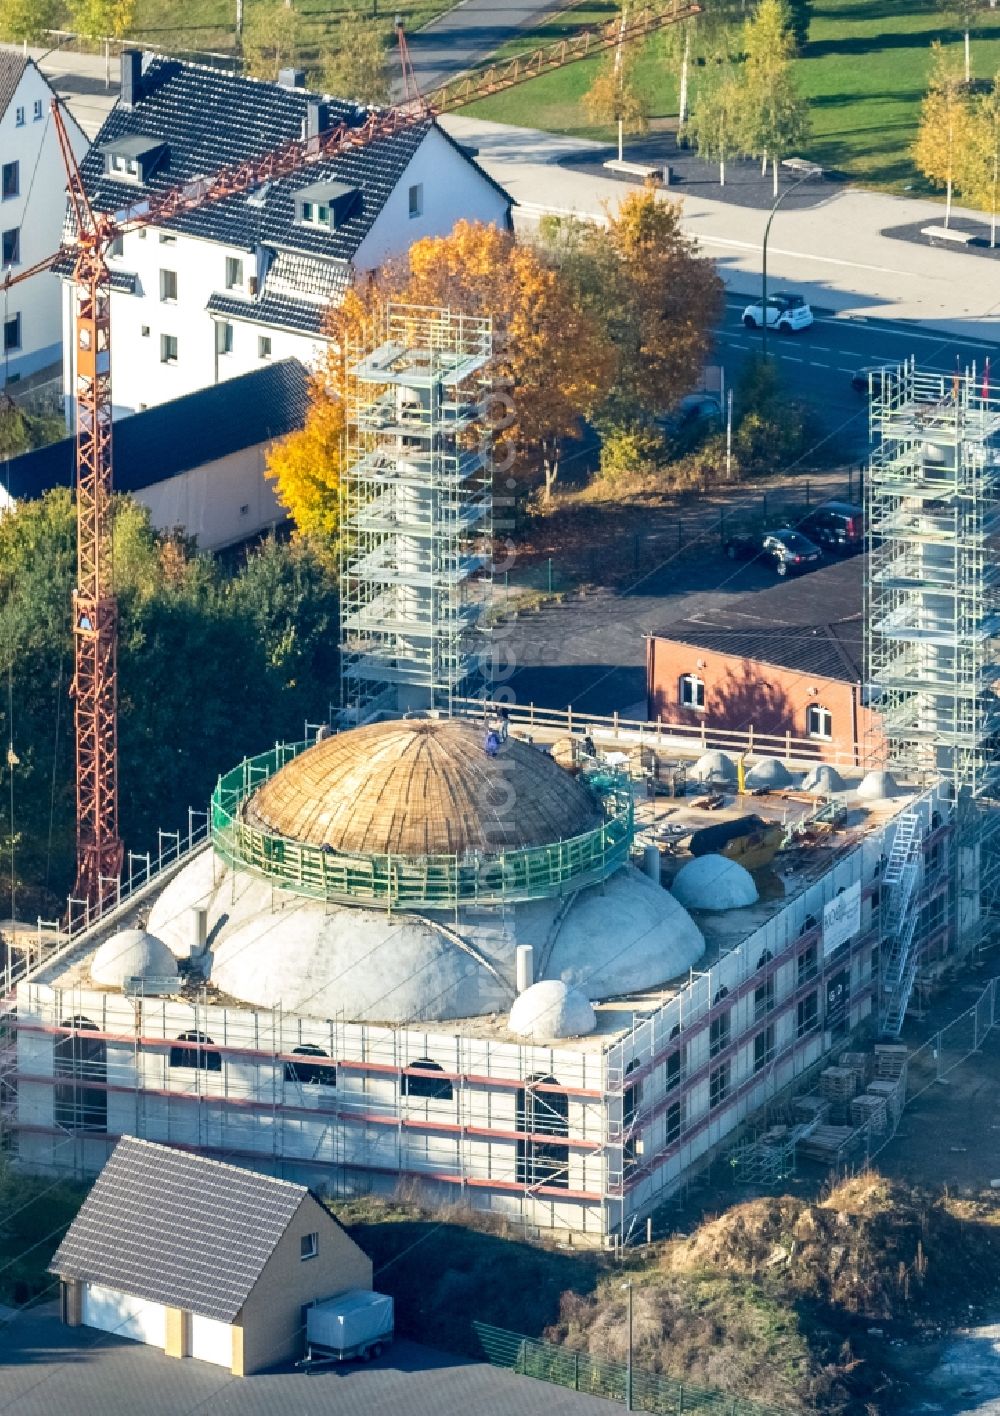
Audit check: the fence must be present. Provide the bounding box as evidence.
[472,1322,795,1416]
[891,974,998,1115]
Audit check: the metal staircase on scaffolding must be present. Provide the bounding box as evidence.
[879,811,923,1037]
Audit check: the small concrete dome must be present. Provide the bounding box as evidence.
[671,854,759,911]
[802,764,845,794]
[91,929,178,989]
[692,750,736,784]
[745,757,792,789]
[857,769,898,801]
[509,980,596,1042]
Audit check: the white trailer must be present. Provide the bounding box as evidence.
[302,1289,394,1366]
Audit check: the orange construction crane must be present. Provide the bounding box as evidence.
[3,0,701,907]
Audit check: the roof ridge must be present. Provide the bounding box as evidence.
[116,1134,310,1195]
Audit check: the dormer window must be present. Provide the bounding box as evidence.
[102,136,168,185]
[295,180,359,231]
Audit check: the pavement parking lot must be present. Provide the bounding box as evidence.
[0,1305,614,1416]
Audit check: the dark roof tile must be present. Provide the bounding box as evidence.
[3,357,309,502]
[0,54,26,118]
[49,1137,317,1321]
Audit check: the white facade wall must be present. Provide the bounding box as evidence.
[0,64,88,389]
[135,443,284,550]
[13,789,955,1245]
[63,127,510,421]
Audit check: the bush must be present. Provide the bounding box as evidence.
[597,425,665,485]
[735,354,814,473]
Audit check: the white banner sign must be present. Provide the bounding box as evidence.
[822,880,861,956]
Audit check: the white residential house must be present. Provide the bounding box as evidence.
[60,51,512,421]
[0,53,88,393]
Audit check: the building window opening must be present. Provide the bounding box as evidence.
[679,673,705,711]
[159,268,177,302]
[3,314,20,353]
[666,1099,682,1145]
[798,943,818,985]
[216,320,234,356]
[408,182,423,218]
[169,1031,221,1071]
[709,1061,730,1110]
[403,1057,453,1100]
[258,335,272,359]
[1,162,18,200]
[225,256,244,289]
[806,704,833,740]
[623,1057,641,1130]
[753,1025,776,1073]
[797,991,819,1039]
[160,333,178,364]
[665,1047,682,1091]
[2,227,20,266]
[284,1044,335,1087]
[54,1016,106,1132]
[300,1232,318,1260]
[516,1074,569,1189]
[754,972,775,1019]
[710,988,730,1058]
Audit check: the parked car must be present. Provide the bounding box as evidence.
[741,293,814,333]
[657,392,722,452]
[799,501,865,555]
[851,365,893,396]
[724,527,823,577]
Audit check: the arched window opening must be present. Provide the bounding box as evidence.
[403,1057,453,1101]
[516,1074,569,1189]
[169,1031,221,1071]
[54,1016,106,1132]
[284,1044,335,1087]
[623,1058,642,1131]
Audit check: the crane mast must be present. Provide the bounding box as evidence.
[22,0,702,907]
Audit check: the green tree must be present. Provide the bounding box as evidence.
[243,0,303,80]
[0,0,57,43]
[741,0,809,195]
[962,71,1000,245]
[0,491,339,915]
[68,0,134,39]
[687,63,744,185]
[583,41,650,157]
[915,41,973,226]
[320,14,391,106]
[948,0,992,84]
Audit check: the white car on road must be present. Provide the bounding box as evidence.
[741,293,814,334]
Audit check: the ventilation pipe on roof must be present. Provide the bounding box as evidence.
[189,906,209,958]
[121,50,143,110]
[515,944,534,994]
[278,67,307,90]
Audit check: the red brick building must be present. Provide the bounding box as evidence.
[646,559,882,765]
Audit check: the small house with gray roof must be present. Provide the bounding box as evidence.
[51,1135,372,1374]
[58,50,511,420]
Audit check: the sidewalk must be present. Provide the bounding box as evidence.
[443,114,1000,344]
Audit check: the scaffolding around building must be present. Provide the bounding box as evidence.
[339,303,494,724]
[867,360,1000,1021]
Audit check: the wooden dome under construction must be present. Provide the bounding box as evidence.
[246,717,602,858]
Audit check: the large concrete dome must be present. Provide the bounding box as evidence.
[246,717,600,856]
[148,854,705,1024]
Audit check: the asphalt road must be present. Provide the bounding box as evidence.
[395,0,560,98]
[714,296,1000,462]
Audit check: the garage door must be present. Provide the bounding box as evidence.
[190,1312,233,1368]
[82,1283,166,1347]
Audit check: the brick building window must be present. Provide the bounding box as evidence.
[679,673,705,711]
[806,704,833,740]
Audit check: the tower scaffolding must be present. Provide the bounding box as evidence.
[866,360,1000,990]
[339,303,493,723]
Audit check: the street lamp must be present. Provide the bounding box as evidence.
[621,1279,633,1412]
[760,163,822,363]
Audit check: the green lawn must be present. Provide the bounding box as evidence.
[465,0,1000,192]
[55,0,453,63]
